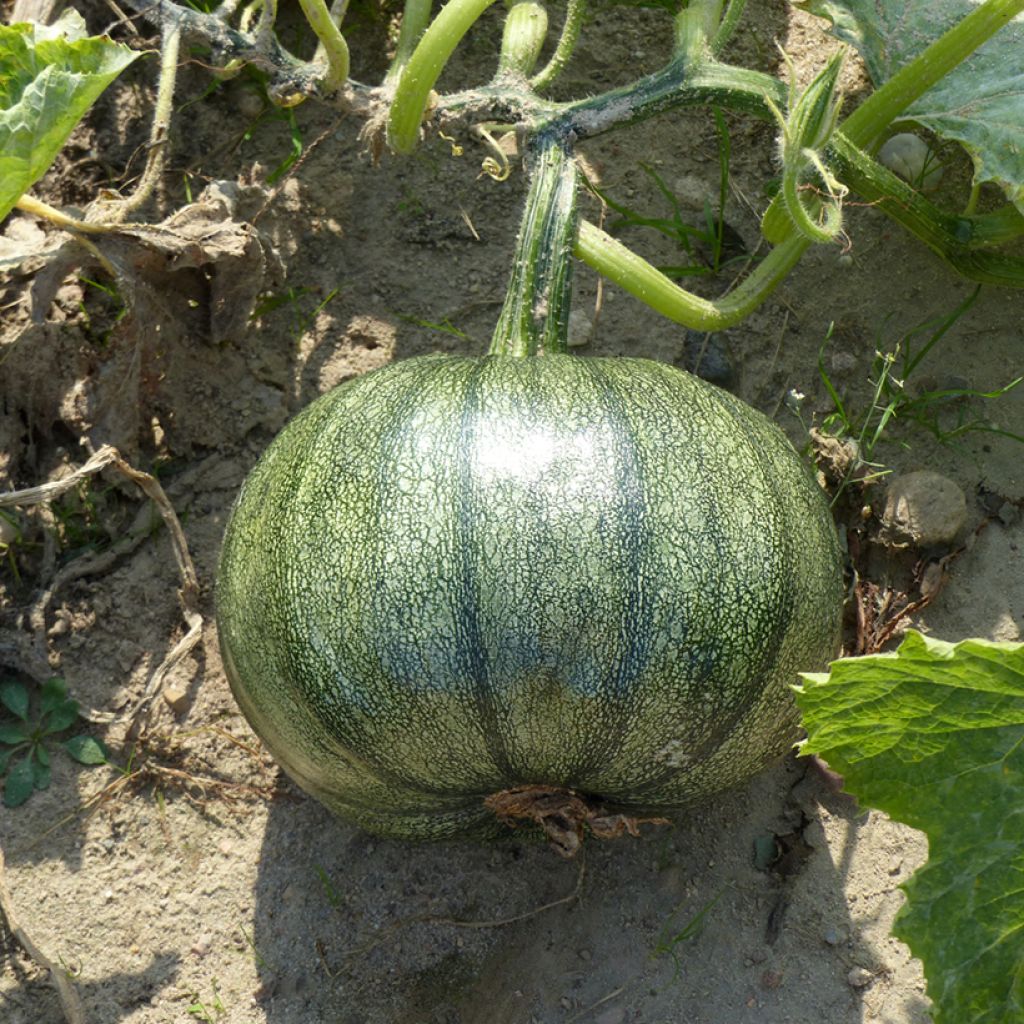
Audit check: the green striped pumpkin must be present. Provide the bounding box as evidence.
[216,354,843,840]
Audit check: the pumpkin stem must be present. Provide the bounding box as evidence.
[489,134,579,357]
[485,784,670,857]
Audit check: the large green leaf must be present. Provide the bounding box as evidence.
[795,631,1024,1024]
[801,0,1024,211]
[0,9,140,221]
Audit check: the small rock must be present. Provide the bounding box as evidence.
[879,470,967,547]
[577,948,592,961]
[218,838,234,856]
[679,330,735,389]
[830,351,858,375]
[998,502,1021,527]
[567,308,596,348]
[191,934,213,957]
[823,926,843,946]
[847,966,873,989]
[162,680,190,714]
[877,133,943,190]
[559,996,573,1010]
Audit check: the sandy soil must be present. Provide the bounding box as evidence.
[2,2,1023,1022]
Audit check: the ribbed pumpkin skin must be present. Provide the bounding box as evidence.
[217,354,843,839]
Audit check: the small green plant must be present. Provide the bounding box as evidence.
[395,311,470,339]
[587,111,738,279]
[811,289,1023,497]
[251,285,341,344]
[651,890,724,976]
[0,677,108,807]
[314,862,343,908]
[187,978,227,1021]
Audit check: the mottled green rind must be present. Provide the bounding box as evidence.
[796,632,1024,1024]
[217,355,843,839]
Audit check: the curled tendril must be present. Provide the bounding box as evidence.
[438,130,465,157]
[472,124,512,181]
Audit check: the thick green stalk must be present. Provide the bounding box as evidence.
[575,222,809,331]
[830,136,1024,285]
[497,0,548,80]
[490,137,580,357]
[545,59,785,140]
[711,0,748,55]
[840,0,1024,149]
[297,0,350,88]
[388,0,501,153]
[386,0,433,84]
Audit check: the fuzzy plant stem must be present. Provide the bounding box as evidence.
[530,0,585,91]
[386,0,433,84]
[297,0,350,89]
[497,0,549,81]
[104,20,181,222]
[490,136,580,357]
[388,0,501,153]
[575,222,809,331]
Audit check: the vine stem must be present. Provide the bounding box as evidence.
[297,0,350,89]
[839,0,1024,148]
[530,0,586,91]
[490,136,580,357]
[385,0,433,84]
[387,0,501,153]
[575,222,809,331]
[100,20,180,222]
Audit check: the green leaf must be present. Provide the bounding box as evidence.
[39,676,68,716]
[0,680,29,720]
[802,0,1024,211]
[795,631,1024,1024]
[42,699,80,734]
[0,745,20,773]
[0,9,141,221]
[4,755,35,806]
[0,723,30,745]
[31,749,51,790]
[65,734,108,765]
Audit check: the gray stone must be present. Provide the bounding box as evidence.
[879,470,967,547]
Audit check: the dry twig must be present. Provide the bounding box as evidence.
[0,445,203,732]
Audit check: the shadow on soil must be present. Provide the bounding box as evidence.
[248,759,927,1024]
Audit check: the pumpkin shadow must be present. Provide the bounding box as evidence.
[250,757,930,1023]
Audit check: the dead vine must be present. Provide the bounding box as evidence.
[0,445,202,734]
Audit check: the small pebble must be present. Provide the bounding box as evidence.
[847,966,873,989]
[879,470,967,547]
[679,330,735,389]
[191,934,213,957]
[162,680,190,714]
